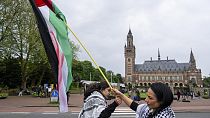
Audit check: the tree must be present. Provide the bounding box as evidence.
[116,73,123,83]
[1,0,40,89]
[106,71,122,83]
[0,58,21,88]
[203,77,210,87]
[81,60,94,80]
[106,70,113,82]
[72,59,83,82]
[0,0,18,42]
[0,0,80,89]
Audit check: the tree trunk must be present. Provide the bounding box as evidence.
[37,67,46,86]
[21,78,27,90]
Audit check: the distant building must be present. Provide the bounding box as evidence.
[124,29,203,90]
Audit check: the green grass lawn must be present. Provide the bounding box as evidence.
[140,92,147,99]
[124,92,147,99]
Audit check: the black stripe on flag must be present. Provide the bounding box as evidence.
[29,0,58,83]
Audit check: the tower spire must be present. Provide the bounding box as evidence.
[189,49,196,69]
[190,49,195,63]
[128,27,132,34]
[127,27,133,47]
[158,48,160,60]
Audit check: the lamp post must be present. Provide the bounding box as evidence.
[90,72,91,81]
[111,72,113,83]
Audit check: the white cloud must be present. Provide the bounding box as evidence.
[54,0,210,76]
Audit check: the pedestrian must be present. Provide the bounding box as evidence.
[190,91,194,100]
[113,82,175,118]
[78,81,122,118]
[66,91,70,105]
[177,90,181,101]
[134,90,141,103]
[37,85,41,97]
[18,88,23,96]
[197,91,201,99]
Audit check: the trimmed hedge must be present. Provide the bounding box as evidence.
[202,95,209,99]
[0,93,8,99]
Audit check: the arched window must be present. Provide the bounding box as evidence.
[140,83,143,86]
[128,58,130,62]
[179,83,183,87]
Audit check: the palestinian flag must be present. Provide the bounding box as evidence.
[29,0,72,112]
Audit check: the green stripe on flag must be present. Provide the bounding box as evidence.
[49,6,73,91]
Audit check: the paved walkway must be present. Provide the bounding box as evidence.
[0,94,210,112]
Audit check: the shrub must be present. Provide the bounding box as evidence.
[140,92,147,99]
[202,95,209,99]
[0,93,8,99]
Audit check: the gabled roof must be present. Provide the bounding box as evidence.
[135,59,190,72]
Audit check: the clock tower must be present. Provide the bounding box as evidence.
[124,29,135,82]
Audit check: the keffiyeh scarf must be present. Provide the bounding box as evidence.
[78,91,107,118]
[136,104,175,118]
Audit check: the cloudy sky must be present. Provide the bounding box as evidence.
[53,0,210,77]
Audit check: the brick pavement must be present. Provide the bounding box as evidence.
[0,94,210,112]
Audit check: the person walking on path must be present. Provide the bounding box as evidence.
[177,90,181,101]
[78,81,122,118]
[134,90,141,103]
[66,91,70,105]
[113,82,175,118]
[18,88,23,96]
[197,91,201,99]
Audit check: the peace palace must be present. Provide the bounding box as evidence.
[124,29,203,89]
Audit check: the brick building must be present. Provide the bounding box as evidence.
[124,29,203,90]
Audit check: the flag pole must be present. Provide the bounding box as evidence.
[64,22,112,89]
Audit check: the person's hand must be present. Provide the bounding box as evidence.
[115,96,122,105]
[112,89,133,107]
[112,88,123,97]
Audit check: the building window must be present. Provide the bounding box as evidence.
[162,77,165,81]
[167,76,170,81]
[172,76,175,80]
[180,76,183,81]
[142,76,145,81]
[128,76,132,81]
[140,83,143,86]
[170,76,172,81]
[128,58,130,62]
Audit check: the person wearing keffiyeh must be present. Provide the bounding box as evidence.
[113,82,175,118]
[78,81,122,118]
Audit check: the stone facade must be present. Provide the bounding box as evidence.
[124,29,203,90]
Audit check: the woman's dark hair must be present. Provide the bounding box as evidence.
[148,82,174,118]
[83,80,109,100]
